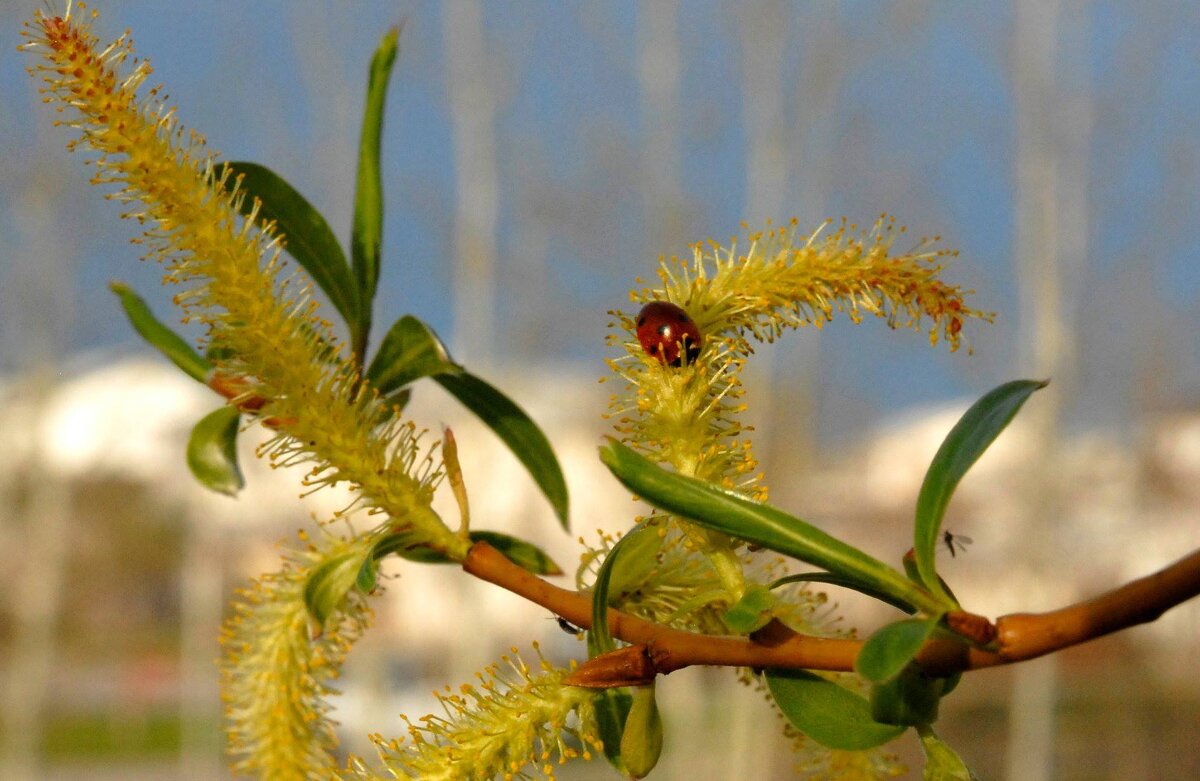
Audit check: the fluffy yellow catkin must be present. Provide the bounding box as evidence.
[21,4,468,776]
[340,647,602,781]
[609,216,990,493]
[219,531,375,778]
[21,3,464,558]
[604,217,991,599]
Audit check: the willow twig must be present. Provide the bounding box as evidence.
[463,542,1200,686]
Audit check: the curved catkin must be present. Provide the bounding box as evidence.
[609,217,992,495]
[20,6,464,559]
[340,647,602,781]
[220,531,375,779]
[600,218,992,630]
[22,5,469,777]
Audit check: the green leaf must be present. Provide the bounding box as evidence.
[304,549,369,626]
[856,618,940,683]
[605,522,665,600]
[585,528,645,776]
[600,440,949,615]
[870,665,942,726]
[589,526,643,657]
[218,162,358,334]
[356,555,379,594]
[620,684,664,779]
[367,315,459,394]
[371,529,561,575]
[367,316,571,528]
[722,584,775,634]
[594,687,633,775]
[185,406,244,496]
[468,531,562,575]
[765,669,906,751]
[913,380,1047,602]
[918,724,980,780]
[379,387,412,420]
[770,571,918,615]
[939,670,963,698]
[900,552,962,607]
[436,372,569,528]
[351,26,399,345]
[110,282,211,382]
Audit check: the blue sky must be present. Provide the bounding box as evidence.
[2,1,1198,443]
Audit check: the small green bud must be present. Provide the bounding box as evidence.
[620,683,664,779]
[870,665,941,726]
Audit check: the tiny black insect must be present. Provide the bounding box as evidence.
[942,530,973,558]
[555,616,583,635]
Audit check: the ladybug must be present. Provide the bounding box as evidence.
[635,301,701,366]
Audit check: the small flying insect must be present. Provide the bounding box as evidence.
[554,616,584,635]
[942,530,973,558]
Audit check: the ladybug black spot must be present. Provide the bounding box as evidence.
[635,301,703,366]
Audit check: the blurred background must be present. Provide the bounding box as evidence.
[1,1,1198,779]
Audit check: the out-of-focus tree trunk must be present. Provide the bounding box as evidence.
[445,0,500,368]
[1008,0,1091,778]
[0,175,78,781]
[638,0,685,256]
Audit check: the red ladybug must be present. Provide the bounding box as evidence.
[635,301,701,366]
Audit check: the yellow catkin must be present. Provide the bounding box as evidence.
[610,216,991,497]
[219,532,375,778]
[339,650,601,781]
[21,4,465,560]
[22,5,471,777]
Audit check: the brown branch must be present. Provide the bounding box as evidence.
[992,546,1200,662]
[462,542,1200,686]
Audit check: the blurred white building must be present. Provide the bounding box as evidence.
[2,356,1198,778]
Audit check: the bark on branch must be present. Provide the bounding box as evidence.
[462,542,1200,686]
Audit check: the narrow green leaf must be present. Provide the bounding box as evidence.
[914,380,1047,602]
[304,550,369,626]
[351,26,399,341]
[594,687,633,774]
[918,725,979,780]
[110,282,211,382]
[185,406,243,496]
[436,373,569,529]
[356,555,379,594]
[903,551,962,605]
[468,531,562,576]
[870,665,942,727]
[367,529,448,564]
[770,571,918,615]
[381,387,412,418]
[620,684,664,778]
[372,529,561,575]
[366,315,459,394]
[601,440,949,615]
[722,584,776,634]
[585,526,645,774]
[856,618,940,683]
[218,162,358,333]
[367,316,570,528]
[765,669,906,751]
[938,671,963,698]
[588,532,628,652]
[605,522,665,600]
[589,526,647,657]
